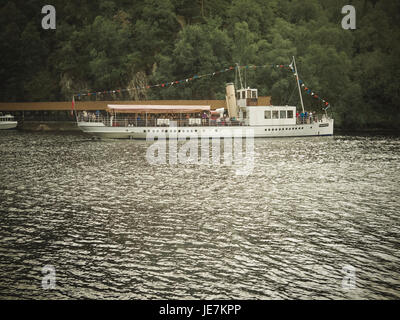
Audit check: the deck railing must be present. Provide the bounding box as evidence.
[78,114,244,127]
[296,117,318,125]
[78,114,325,127]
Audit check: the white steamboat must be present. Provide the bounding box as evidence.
[77,59,333,139]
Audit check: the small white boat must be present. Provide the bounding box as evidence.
[0,114,18,130]
[77,57,333,139]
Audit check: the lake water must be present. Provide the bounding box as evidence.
[0,130,399,299]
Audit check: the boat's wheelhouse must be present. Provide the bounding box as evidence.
[236,88,258,108]
[0,114,15,122]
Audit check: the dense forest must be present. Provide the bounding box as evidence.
[0,0,399,129]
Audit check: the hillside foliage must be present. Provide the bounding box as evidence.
[0,0,399,128]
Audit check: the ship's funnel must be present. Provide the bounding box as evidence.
[225,83,238,119]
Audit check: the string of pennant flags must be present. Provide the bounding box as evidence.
[72,63,329,108]
[287,61,330,108]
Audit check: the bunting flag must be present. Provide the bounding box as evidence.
[72,62,329,107]
[72,63,292,98]
[71,95,75,116]
[294,71,330,108]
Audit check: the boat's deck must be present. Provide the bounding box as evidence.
[78,115,317,127]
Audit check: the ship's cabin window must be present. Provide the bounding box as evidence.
[280,110,286,119]
[287,110,293,118]
[251,90,257,98]
[243,111,247,119]
[264,111,271,119]
[236,92,240,100]
[272,111,279,119]
[241,91,246,99]
[247,90,251,98]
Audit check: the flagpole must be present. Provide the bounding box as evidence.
[236,63,244,89]
[293,56,305,114]
[72,95,78,123]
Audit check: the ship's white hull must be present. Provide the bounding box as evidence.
[77,119,334,139]
[0,121,18,130]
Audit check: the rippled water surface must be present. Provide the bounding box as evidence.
[0,130,399,299]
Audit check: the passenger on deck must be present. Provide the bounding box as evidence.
[202,112,208,125]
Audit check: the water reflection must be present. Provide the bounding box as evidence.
[0,131,399,299]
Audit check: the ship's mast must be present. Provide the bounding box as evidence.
[293,56,305,114]
[236,63,244,89]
